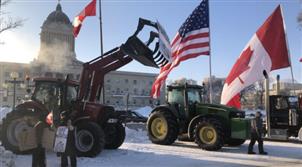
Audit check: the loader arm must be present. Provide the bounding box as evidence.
[78,18,172,102]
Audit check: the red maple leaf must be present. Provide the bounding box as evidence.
[225,47,254,85]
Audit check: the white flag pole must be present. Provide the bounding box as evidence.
[280,5,296,95]
[99,0,106,103]
[208,0,213,103]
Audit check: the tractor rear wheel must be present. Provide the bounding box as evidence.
[147,110,178,145]
[104,122,125,149]
[1,109,39,154]
[226,138,246,146]
[75,121,105,157]
[194,118,224,151]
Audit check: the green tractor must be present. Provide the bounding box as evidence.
[147,84,250,151]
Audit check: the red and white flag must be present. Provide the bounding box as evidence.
[151,0,210,98]
[73,0,96,37]
[221,5,290,109]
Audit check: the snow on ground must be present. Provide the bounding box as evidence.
[0,107,12,124]
[134,106,153,117]
[0,146,16,167]
[13,126,302,167]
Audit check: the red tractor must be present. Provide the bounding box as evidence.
[1,18,171,157]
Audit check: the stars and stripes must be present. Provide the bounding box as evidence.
[151,0,210,98]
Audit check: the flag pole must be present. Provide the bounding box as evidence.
[280,5,296,95]
[99,0,105,103]
[99,0,104,57]
[208,0,213,103]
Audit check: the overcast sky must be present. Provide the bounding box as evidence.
[0,0,301,83]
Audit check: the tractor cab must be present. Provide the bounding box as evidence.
[31,77,79,125]
[167,84,204,120]
[268,95,302,139]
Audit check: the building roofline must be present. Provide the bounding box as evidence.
[0,61,29,66]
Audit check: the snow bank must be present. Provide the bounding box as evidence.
[0,107,12,124]
[134,106,153,117]
[0,146,16,167]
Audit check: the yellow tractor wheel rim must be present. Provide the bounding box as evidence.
[199,126,217,145]
[151,117,168,140]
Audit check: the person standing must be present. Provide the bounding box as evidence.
[248,111,268,155]
[59,111,77,167]
[32,121,48,167]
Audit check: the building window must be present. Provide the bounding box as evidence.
[107,79,110,83]
[77,74,81,80]
[18,72,23,78]
[3,97,7,102]
[67,74,74,79]
[125,79,129,84]
[133,88,137,94]
[133,80,137,85]
[133,99,136,104]
[116,88,120,94]
[106,100,110,104]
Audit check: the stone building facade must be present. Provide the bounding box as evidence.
[104,71,165,110]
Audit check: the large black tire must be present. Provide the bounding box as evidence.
[104,122,125,149]
[1,109,39,154]
[194,118,224,151]
[75,121,105,157]
[147,110,178,145]
[226,138,246,146]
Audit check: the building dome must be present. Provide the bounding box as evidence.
[43,3,71,26]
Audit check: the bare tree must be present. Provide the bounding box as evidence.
[0,0,24,34]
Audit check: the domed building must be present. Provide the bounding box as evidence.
[31,2,82,80]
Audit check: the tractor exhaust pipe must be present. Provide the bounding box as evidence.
[263,70,271,138]
[276,75,280,95]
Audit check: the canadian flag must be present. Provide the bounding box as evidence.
[221,5,290,109]
[73,0,96,37]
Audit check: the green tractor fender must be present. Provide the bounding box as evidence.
[150,105,180,119]
[187,114,228,139]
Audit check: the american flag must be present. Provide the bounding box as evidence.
[151,0,210,98]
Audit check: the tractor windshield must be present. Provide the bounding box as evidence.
[66,85,78,106]
[187,89,202,104]
[167,89,184,105]
[32,82,61,111]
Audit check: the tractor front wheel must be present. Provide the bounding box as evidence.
[194,118,224,151]
[75,122,105,157]
[104,122,125,149]
[147,110,178,145]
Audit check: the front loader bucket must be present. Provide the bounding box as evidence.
[122,18,172,68]
[122,36,158,68]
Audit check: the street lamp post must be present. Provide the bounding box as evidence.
[10,72,18,110]
[5,72,23,110]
